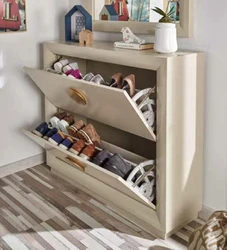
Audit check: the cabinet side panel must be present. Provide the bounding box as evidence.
[166,54,204,232]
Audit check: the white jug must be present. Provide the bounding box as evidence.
[154,23,178,54]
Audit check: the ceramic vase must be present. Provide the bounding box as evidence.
[154,23,178,54]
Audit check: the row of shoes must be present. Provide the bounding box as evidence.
[33,118,156,201]
[33,122,97,161]
[46,58,156,129]
[32,112,133,180]
[49,112,101,147]
[83,72,136,97]
[46,59,136,97]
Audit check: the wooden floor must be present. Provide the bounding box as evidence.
[0,164,204,250]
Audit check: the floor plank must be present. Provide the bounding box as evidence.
[0,164,204,250]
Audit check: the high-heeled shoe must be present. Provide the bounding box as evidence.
[122,74,136,97]
[110,73,123,88]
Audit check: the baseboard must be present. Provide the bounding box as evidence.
[199,205,215,221]
[0,153,45,178]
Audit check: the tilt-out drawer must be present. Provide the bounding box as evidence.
[24,67,156,142]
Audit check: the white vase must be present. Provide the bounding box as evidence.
[154,23,178,54]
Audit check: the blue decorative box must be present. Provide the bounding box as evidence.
[65,5,92,42]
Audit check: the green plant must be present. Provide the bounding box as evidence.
[152,6,175,23]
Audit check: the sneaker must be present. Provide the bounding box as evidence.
[80,144,96,161]
[69,139,86,155]
[102,154,133,179]
[33,122,49,137]
[67,69,82,79]
[58,115,75,133]
[59,137,74,150]
[90,74,105,85]
[50,112,67,128]
[92,149,112,166]
[77,124,101,147]
[48,131,65,145]
[83,73,94,81]
[43,127,58,140]
[53,59,69,72]
[62,62,79,73]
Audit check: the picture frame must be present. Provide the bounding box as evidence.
[167,0,180,22]
[65,5,92,42]
[82,0,194,37]
[0,0,26,33]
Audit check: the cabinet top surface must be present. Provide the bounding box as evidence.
[45,41,202,59]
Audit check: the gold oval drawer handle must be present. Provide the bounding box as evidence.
[56,156,86,172]
[68,88,88,106]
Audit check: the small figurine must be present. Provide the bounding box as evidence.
[121,27,145,44]
[79,29,93,46]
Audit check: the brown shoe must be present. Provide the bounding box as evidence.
[80,144,96,161]
[122,74,136,97]
[77,124,101,147]
[67,120,85,137]
[69,139,85,155]
[110,73,123,88]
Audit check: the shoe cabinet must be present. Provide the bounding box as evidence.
[23,41,205,239]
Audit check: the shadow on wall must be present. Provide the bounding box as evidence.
[0,51,4,89]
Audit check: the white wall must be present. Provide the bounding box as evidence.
[70,0,227,210]
[0,0,68,167]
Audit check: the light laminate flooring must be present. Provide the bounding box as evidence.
[0,164,204,250]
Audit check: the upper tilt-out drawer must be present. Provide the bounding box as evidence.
[24,67,156,141]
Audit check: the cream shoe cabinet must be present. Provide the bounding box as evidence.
[23,41,205,239]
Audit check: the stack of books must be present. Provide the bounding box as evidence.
[114,41,154,50]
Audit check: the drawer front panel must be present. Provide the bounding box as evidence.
[47,151,161,230]
[23,130,155,209]
[24,67,156,141]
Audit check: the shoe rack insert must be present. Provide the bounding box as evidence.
[23,41,205,239]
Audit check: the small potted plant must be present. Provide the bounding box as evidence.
[152,6,178,53]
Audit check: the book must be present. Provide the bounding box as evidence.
[114,41,154,50]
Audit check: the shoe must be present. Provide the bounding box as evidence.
[59,137,74,150]
[132,88,155,129]
[122,74,136,97]
[80,144,96,161]
[92,149,112,166]
[65,69,74,76]
[45,68,65,75]
[68,69,82,79]
[83,73,94,81]
[69,139,86,155]
[110,73,123,88]
[90,74,105,85]
[54,59,69,72]
[62,62,79,73]
[50,112,67,128]
[48,131,65,145]
[67,120,85,137]
[58,114,75,133]
[43,127,58,140]
[77,124,101,147]
[102,154,133,180]
[33,122,50,137]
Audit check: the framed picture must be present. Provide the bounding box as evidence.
[0,0,26,33]
[65,5,92,42]
[167,0,179,22]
